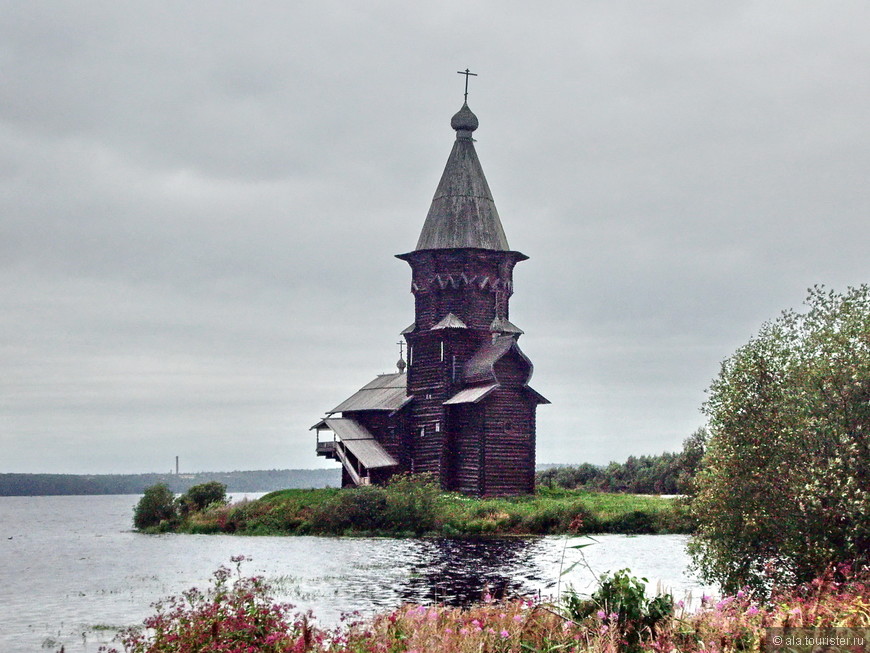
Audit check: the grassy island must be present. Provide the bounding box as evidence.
[135,475,693,536]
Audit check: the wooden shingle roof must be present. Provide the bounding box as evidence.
[413,103,511,252]
[329,372,411,414]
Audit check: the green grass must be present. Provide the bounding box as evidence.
[177,480,693,537]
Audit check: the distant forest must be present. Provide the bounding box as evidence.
[0,468,341,496]
[535,430,707,495]
[2,433,706,497]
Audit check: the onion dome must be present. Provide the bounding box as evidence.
[450,102,479,138]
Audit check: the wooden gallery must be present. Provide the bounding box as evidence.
[313,97,548,496]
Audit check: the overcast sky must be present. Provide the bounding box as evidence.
[2,2,868,474]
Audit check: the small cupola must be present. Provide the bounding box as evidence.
[451,103,479,140]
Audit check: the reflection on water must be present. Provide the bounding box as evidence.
[0,495,715,653]
[399,538,543,605]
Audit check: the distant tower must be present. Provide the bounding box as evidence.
[314,79,547,495]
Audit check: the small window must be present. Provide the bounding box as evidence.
[434,421,441,432]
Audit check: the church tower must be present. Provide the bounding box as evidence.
[396,99,547,495]
[314,86,547,496]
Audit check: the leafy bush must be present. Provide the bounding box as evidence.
[604,510,655,534]
[518,502,566,533]
[690,285,870,593]
[133,484,177,530]
[564,501,602,533]
[383,472,440,534]
[564,569,673,653]
[309,485,388,533]
[177,480,227,515]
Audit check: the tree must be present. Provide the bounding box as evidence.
[134,483,177,530]
[689,285,870,593]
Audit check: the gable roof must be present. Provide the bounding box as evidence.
[329,372,411,414]
[432,313,468,330]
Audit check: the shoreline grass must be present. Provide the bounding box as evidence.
[156,478,693,537]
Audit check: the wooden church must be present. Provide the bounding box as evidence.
[313,91,547,496]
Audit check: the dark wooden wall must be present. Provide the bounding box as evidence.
[482,388,536,495]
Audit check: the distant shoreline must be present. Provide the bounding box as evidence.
[0,464,589,497]
[0,468,341,496]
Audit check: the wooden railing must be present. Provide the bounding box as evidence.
[316,440,336,456]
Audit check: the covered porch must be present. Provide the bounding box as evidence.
[312,417,399,487]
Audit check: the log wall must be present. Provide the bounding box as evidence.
[482,388,536,496]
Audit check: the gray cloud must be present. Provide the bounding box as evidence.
[1,1,868,473]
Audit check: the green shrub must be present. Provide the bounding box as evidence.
[519,503,566,533]
[564,500,601,533]
[310,485,388,533]
[177,481,227,515]
[604,510,656,534]
[655,502,696,533]
[564,569,673,653]
[133,484,177,530]
[383,473,440,534]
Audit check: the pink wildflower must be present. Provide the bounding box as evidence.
[596,610,607,620]
[500,629,510,638]
[746,605,760,616]
[513,615,524,623]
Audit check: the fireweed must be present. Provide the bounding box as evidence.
[101,559,868,653]
[100,556,317,653]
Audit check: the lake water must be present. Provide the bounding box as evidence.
[0,494,716,653]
